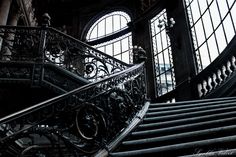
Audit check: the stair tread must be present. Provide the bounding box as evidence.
[123,124,236,146]
[149,97,236,107]
[144,105,236,122]
[110,98,236,157]
[139,110,236,129]
[132,116,236,138]
[111,134,236,157]
[148,99,236,111]
[146,102,236,117]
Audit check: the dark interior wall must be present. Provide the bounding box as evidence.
[0,85,57,118]
[165,0,198,100]
[32,0,139,39]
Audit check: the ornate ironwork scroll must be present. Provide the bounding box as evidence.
[45,28,130,81]
[0,62,146,156]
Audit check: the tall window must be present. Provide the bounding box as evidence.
[86,11,133,64]
[185,0,236,72]
[150,9,176,96]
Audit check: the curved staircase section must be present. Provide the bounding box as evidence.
[0,62,146,157]
[193,36,236,98]
[110,97,236,156]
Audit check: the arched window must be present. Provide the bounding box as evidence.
[86,11,133,64]
[185,0,236,72]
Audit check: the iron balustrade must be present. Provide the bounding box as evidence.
[0,25,130,81]
[0,62,146,156]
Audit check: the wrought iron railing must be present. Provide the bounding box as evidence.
[0,25,130,81]
[0,62,146,156]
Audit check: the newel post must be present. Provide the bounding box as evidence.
[133,46,149,100]
[31,13,51,86]
[38,13,51,62]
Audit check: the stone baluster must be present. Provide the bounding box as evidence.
[205,76,212,93]
[230,56,236,72]
[219,66,226,83]
[225,61,231,77]
[200,81,206,97]
[215,69,222,85]
[210,73,216,90]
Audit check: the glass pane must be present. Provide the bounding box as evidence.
[97,20,105,37]
[122,52,129,64]
[199,0,208,13]
[113,41,121,55]
[156,34,162,53]
[161,30,168,49]
[210,0,221,29]
[231,3,236,31]
[113,15,121,32]
[202,10,213,38]
[228,0,235,8]
[97,46,105,52]
[106,44,113,56]
[199,43,210,67]
[195,20,205,45]
[90,26,97,40]
[114,54,121,60]
[122,37,129,51]
[217,0,228,18]
[120,16,127,28]
[207,35,218,61]
[191,0,201,23]
[223,14,235,43]
[215,25,227,52]
[106,16,113,35]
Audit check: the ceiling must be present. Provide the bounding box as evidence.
[32,0,129,26]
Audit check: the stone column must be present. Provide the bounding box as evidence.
[1,5,21,60]
[131,20,157,101]
[0,0,12,25]
[7,5,21,26]
[166,0,198,101]
[0,0,12,54]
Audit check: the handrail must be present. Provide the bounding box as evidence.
[0,62,146,156]
[94,101,150,157]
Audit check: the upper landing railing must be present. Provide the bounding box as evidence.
[157,35,236,102]
[0,24,130,81]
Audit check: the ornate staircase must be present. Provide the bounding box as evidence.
[0,25,146,156]
[1,23,236,157]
